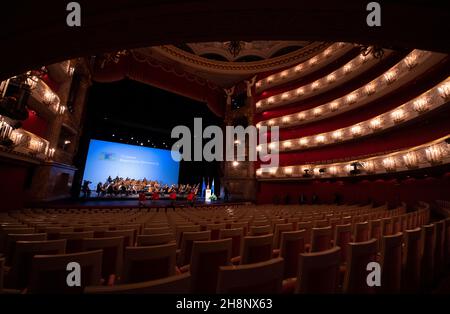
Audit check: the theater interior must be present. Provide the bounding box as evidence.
[0,1,450,296]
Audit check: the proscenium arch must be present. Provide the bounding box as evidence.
[1,0,449,80]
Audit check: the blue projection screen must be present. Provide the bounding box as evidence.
[82,139,180,185]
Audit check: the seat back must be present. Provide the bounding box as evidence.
[82,236,124,281]
[369,219,382,250]
[273,223,293,249]
[421,224,435,288]
[311,226,332,252]
[175,225,201,248]
[42,227,74,240]
[298,221,312,245]
[445,218,450,268]
[82,225,110,238]
[402,228,421,292]
[217,258,284,294]
[4,233,47,265]
[280,230,306,279]
[123,243,176,283]
[240,234,273,265]
[190,239,232,293]
[297,247,341,293]
[380,232,403,293]
[178,231,211,266]
[0,257,4,292]
[142,227,172,235]
[7,239,66,289]
[58,231,95,253]
[136,233,174,247]
[354,222,369,242]
[381,218,393,236]
[104,229,135,249]
[334,224,352,264]
[206,223,226,240]
[28,250,102,293]
[85,273,191,294]
[249,225,271,236]
[434,220,445,279]
[230,222,248,235]
[219,228,243,258]
[343,238,378,294]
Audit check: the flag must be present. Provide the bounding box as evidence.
[201,177,206,197]
[211,178,215,195]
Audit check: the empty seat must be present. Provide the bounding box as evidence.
[190,239,232,293]
[4,233,47,266]
[0,257,4,292]
[298,221,312,246]
[104,229,135,248]
[230,222,248,235]
[296,247,341,293]
[434,220,445,280]
[249,225,271,236]
[41,227,74,240]
[85,273,191,294]
[381,218,393,236]
[142,227,172,235]
[217,258,284,294]
[311,226,332,252]
[57,231,94,253]
[82,226,110,238]
[354,222,369,242]
[5,239,66,289]
[219,228,244,258]
[279,230,306,279]
[421,224,435,288]
[240,234,273,265]
[369,219,382,249]
[206,223,226,240]
[178,230,211,266]
[82,236,124,284]
[334,224,352,264]
[175,225,201,248]
[445,218,450,268]
[343,239,378,294]
[380,232,403,293]
[122,243,177,284]
[273,223,293,249]
[136,233,174,247]
[402,228,421,292]
[314,219,329,228]
[28,250,103,293]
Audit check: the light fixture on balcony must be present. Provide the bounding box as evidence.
[364,83,376,96]
[295,64,304,72]
[256,81,262,88]
[403,151,419,169]
[362,160,376,173]
[327,74,336,84]
[413,97,430,113]
[323,47,333,57]
[281,70,289,78]
[425,144,444,164]
[256,145,262,152]
[297,112,306,121]
[299,138,309,147]
[332,130,343,141]
[296,87,305,95]
[315,135,326,144]
[268,96,275,104]
[351,125,363,137]
[256,123,261,129]
[284,167,293,175]
[438,82,450,100]
[369,117,383,131]
[256,168,262,176]
[404,51,420,70]
[309,57,318,66]
[329,101,340,111]
[268,142,278,150]
[268,119,275,126]
[282,116,291,124]
[29,139,44,153]
[329,166,339,176]
[346,93,358,105]
[266,76,274,83]
[384,70,397,84]
[313,107,323,117]
[46,147,55,159]
[232,161,240,167]
[391,109,406,123]
[0,120,13,141]
[312,81,320,91]
[382,157,397,172]
[269,167,278,175]
[343,63,353,74]
[283,141,292,149]
[282,92,290,100]
[256,101,262,108]
[234,140,240,145]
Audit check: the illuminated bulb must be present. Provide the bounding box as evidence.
[295,64,304,72]
[369,117,383,130]
[362,160,376,173]
[269,142,278,150]
[232,161,239,167]
[329,166,339,176]
[268,97,275,104]
[312,81,320,90]
[256,145,262,152]
[283,141,292,148]
[329,101,339,111]
[26,76,38,89]
[315,135,326,144]
[327,74,336,84]
[256,123,261,129]
[323,47,333,57]
[404,52,419,69]
[267,76,274,83]
[256,81,262,88]
[344,164,354,173]
[343,63,353,74]
[234,140,240,144]
[438,82,450,100]
[256,101,262,108]
[425,145,444,164]
[282,116,291,123]
[269,167,277,175]
[346,93,357,104]
[413,97,430,113]
[256,168,262,176]
[281,70,289,78]
[383,157,397,171]
[284,167,293,175]
[403,151,419,168]
[282,92,290,100]
[309,57,318,65]
[296,87,305,95]
[365,83,376,96]
[391,109,406,123]
[332,130,343,141]
[359,54,369,63]
[384,70,397,84]
[268,119,275,126]
[299,138,309,147]
[313,107,323,117]
[351,125,363,137]
[297,112,306,121]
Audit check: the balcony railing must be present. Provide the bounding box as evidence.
[28,77,66,115]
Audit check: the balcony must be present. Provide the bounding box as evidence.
[46,60,74,83]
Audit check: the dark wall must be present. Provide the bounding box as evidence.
[0,162,31,211]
